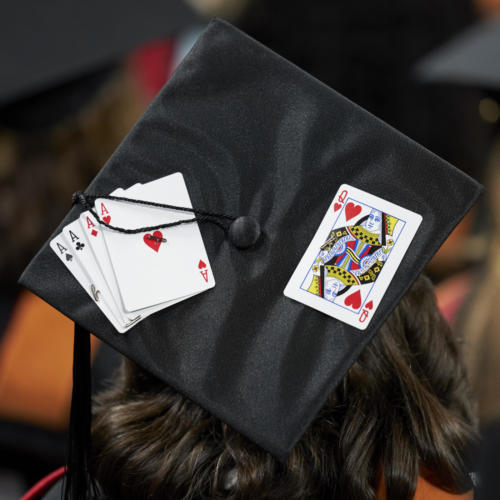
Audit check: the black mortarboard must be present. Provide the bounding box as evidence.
[19,17,482,494]
[415,17,500,91]
[0,0,198,129]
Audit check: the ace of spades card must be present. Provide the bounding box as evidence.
[284,184,422,329]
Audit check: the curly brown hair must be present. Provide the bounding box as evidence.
[91,275,476,500]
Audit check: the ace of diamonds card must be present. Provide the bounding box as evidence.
[284,184,422,329]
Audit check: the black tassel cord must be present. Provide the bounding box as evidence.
[65,324,97,500]
[72,191,262,250]
[72,191,236,234]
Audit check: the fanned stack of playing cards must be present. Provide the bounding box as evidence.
[50,173,215,333]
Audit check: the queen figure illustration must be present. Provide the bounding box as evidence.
[303,209,399,302]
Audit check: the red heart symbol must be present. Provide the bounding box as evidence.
[143,231,163,252]
[334,203,342,212]
[365,300,373,310]
[198,259,207,269]
[103,215,111,224]
[345,202,362,221]
[344,290,362,309]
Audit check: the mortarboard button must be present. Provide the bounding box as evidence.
[228,216,261,249]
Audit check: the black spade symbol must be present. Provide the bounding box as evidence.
[66,253,73,261]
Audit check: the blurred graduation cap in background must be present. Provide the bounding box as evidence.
[0,0,198,130]
[416,16,500,130]
[19,18,482,498]
[415,17,500,91]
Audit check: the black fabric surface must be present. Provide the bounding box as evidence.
[19,19,482,461]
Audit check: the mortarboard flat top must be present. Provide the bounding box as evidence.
[19,19,482,460]
[0,0,198,106]
[415,17,500,91]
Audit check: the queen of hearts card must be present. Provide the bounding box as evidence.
[303,209,400,302]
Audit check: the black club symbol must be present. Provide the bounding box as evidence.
[76,242,85,251]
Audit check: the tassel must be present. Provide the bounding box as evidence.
[64,323,96,500]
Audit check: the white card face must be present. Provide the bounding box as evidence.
[82,189,199,322]
[108,179,199,309]
[49,233,128,333]
[119,183,142,195]
[97,172,215,311]
[62,219,134,326]
[78,211,147,327]
[284,184,422,330]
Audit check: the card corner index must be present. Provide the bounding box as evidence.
[351,316,371,331]
[49,234,64,254]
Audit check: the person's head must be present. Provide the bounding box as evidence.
[91,275,476,500]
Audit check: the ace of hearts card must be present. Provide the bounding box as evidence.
[96,173,215,312]
[284,184,422,329]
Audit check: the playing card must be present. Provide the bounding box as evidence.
[96,172,215,312]
[117,179,205,307]
[84,183,152,279]
[62,219,144,330]
[284,184,422,329]
[49,233,130,333]
[82,189,199,321]
[78,211,144,323]
[81,185,123,294]
[108,178,200,302]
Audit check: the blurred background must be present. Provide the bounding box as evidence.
[0,0,499,498]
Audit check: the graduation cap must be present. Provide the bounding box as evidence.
[0,0,198,129]
[19,18,482,498]
[415,17,500,91]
